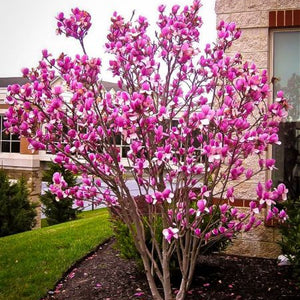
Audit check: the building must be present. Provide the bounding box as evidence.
[0,77,119,227]
[215,0,300,257]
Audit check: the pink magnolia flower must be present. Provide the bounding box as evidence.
[226,187,234,203]
[220,203,228,214]
[265,159,276,170]
[75,200,84,207]
[274,183,288,201]
[162,227,179,244]
[194,228,201,237]
[196,199,208,214]
[278,209,288,221]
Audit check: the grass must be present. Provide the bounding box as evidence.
[40,208,101,228]
[0,208,113,300]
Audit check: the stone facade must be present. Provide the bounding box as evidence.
[215,0,300,258]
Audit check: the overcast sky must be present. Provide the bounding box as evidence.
[0,0,216,82]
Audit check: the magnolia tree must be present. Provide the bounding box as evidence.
[5,2,289,299]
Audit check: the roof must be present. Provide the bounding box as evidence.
[0,77,29,87]
[0,77,121,92]
[102,81,121,92]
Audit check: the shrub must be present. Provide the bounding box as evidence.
[0,170,36,237]
[112,207,232,271]
[112,218,140,260]
[279,198,300,283]
[40,162,79,225]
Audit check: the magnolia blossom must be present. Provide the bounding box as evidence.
[162,227,179,244]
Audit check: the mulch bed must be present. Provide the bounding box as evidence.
[43,238,300,300]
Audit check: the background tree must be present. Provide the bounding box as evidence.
[41,162,78,225]
[5,2,289,299]
[0,170,36,237]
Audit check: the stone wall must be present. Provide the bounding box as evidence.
[215,0,300,72]
[224,208,282,259]
[215,0,300,258]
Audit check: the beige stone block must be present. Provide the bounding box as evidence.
[241,52,269,69]
[214,157,267,201]
[224,239,281,258]
[277,0,300,9]
[224,50,268,69]
[242,224,275,242]
[216,13,234,24]
[232,175,265,201]
[231,11,269,28]
[233,181,258,200]
[245,0,278,11]
[215,0,246,14]
[229,28,268,52]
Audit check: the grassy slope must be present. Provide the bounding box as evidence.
[0,208,113,300]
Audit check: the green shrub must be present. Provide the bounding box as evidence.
[112,208,231,271]
[111,215,164,270]
[41,162,79,226]
[279,198,300,283]
[0,170,36,237]
[112,218,140,260]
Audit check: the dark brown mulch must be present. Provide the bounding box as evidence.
[43,238,300,300]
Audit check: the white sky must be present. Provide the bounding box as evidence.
[0,0,216,82]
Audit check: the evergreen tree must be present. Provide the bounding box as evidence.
[0,170,36,237]
[41,162,78,225]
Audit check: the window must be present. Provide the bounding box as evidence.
[115,133,130,158]
[0,115,20,153]
[171,119,203,163]
[272,30,300,199]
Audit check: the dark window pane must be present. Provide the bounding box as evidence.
[1,141,10,152]
[171,120,179,127]
[11,142,20,153]
[2,131,10,140]
[122,146,130,158]
[115,134,121,145]
[12,134,20,141]
[192,130,201,148]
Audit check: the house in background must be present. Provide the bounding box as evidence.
[0,77,119,227]
[215,0,300,257]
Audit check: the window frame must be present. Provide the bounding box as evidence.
[0,115,20,153]
[270,28,300,196]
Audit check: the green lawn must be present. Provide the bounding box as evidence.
[0,208,113,300]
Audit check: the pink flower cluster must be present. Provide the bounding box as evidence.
[56,8,91,40]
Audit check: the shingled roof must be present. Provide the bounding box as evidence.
[0,77,121,92]
[101,80,121,92]
[0,77,30,87]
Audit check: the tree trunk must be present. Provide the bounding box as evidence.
[162,245,173,300]
[139,251,163,300]
[176,279,187,300]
